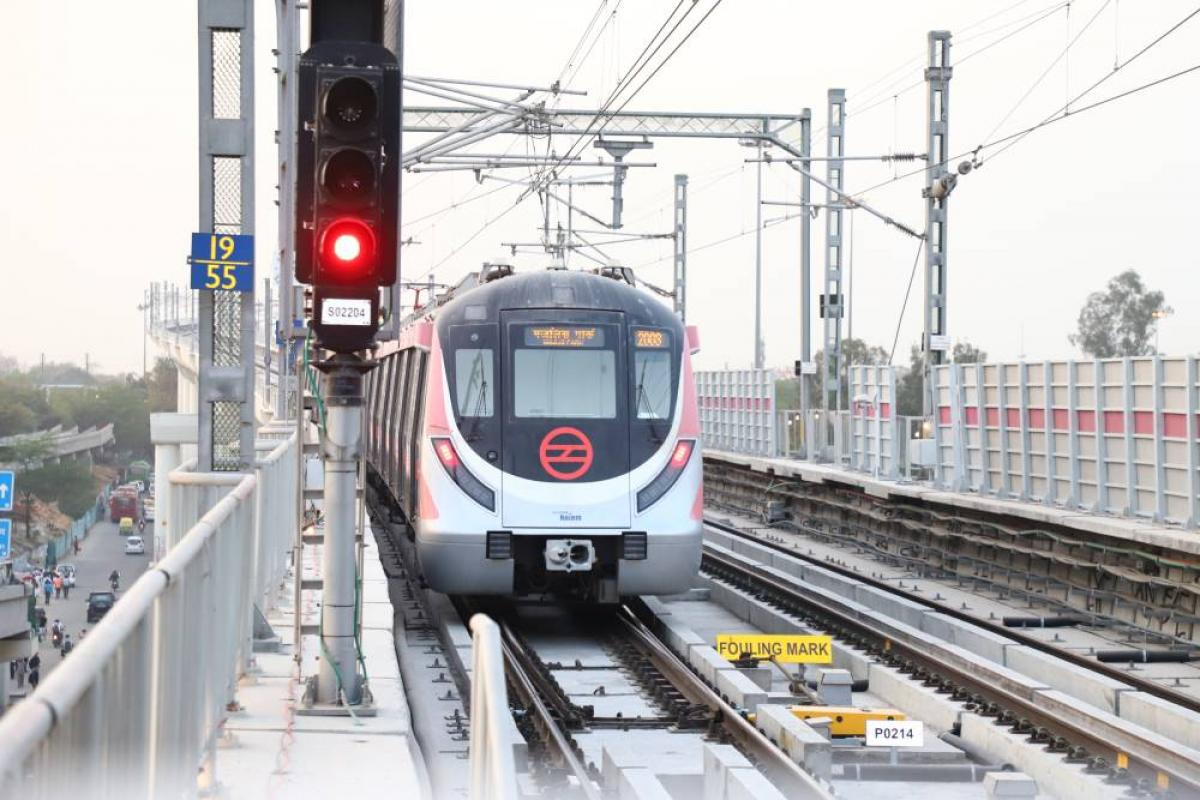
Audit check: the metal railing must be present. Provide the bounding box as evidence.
[0,430,299,796]
[468,614,518,800]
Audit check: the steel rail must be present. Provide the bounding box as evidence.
[616,606,834,800]
[497,621,603,800]
[705,516,1200,716]
[700,541,1200,793]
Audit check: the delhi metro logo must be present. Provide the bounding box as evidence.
[538,427,594,481]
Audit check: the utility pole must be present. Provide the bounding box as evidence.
[595,137,653,229]
[274,0,301,418]
[754,133,765,369]
[799,109,812,452]
[922,31,952,416]
[822,89,846,419]
[673,174,688,321]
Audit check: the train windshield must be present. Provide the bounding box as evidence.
[514,325,617,418]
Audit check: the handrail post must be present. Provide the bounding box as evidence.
[469,614,519,800]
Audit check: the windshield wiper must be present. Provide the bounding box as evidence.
[636,358,665,443]
[462,350,489,442]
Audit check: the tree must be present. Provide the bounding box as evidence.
[147,358,178,413]
[805,338,890,407]
[22,461,96,519]
[1069,270,1170,357]
[0,433,54,472]
[952,340,987,364]
[895,345,924,417]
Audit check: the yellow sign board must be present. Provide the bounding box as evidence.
[715,634,833,664]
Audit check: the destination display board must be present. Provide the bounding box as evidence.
[523,326,605,348]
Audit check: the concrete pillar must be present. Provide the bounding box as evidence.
[150,414,199,556]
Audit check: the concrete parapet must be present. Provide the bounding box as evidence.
[753,704,832,780]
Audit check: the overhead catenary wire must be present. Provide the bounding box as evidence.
[845,7,1200,201]
[978,0,1113,146]
[887,239,926,366]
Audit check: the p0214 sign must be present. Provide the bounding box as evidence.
[864,720,923,747]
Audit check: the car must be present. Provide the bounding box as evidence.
[86,591,115,623]
[57,564,77,588]
[143,498,155,521]
[124,536,145,555]
[118,517,134,536]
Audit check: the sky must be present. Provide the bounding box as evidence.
[1,0,1198,375]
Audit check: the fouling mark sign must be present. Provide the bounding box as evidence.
[715,634,833,664]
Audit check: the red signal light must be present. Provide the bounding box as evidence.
[318,217,376,279]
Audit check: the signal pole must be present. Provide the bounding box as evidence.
[298,1,402,710]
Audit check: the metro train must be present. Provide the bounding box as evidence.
[365,265,703,602]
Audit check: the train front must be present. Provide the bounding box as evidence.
[415,271,703,602]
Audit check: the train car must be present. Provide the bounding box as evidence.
[365,267,703,602]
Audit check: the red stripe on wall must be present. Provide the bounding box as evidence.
[1133,411,1154,435]
[1103,410,1124,434]
[986,407,999,427]
[1162,412,1188,439]
[1028,408,1045,430]
[1076,410,1096,433]
[1006,408,1021,428]
[965,407,979,426]
[939,406,951,425]
[1052,408,1069,431]
[880,402,891,420]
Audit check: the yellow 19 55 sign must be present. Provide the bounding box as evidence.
[715,634,833,664]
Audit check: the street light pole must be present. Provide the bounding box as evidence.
[137,291,149,378]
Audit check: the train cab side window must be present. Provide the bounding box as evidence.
[634,349,672,420]
[455,349,494,417]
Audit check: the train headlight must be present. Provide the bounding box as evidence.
[636,440,694,513]
[431,436,495,511]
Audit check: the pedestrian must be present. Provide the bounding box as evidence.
[29,666,39,690]
[60,634,73,658]
[53,573,63,598]
[42,575,52,605]
[62,580,70,600]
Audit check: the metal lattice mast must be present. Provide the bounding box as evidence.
[798,109,812,446]
[923,31,952,416]
[822,89,846,416]
[673,174,688,321]
[274,0,301,418]
[197,0,256,471]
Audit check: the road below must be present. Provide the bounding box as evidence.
[35,517,151,675]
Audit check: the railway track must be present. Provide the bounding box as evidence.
[704,516,1200,715]
[702,517,1200,796]
[465,601,833,799]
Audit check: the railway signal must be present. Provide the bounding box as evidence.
[296,40,401,353]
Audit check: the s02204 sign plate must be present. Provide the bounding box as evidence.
[321,298,372,326]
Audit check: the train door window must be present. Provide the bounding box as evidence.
[381,355,397,488]
[455,349,494,417]
[408,351,427,509]
[393,350,411,496]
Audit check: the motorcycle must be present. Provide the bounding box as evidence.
[110,577,119,592]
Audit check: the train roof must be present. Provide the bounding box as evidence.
[433,269,683,333]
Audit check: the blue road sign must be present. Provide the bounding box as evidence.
[189,232,254,292]
[0,519,10,562]
[0,470,13,512]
